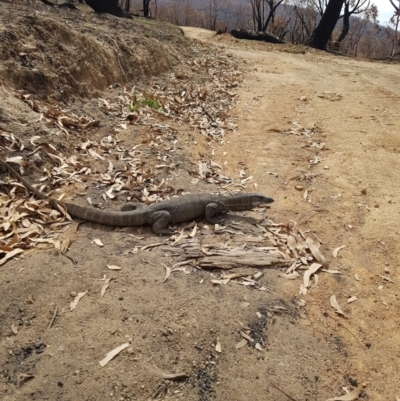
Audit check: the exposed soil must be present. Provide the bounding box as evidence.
[0,3,399,401]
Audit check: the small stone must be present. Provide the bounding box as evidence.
[32,153,43,167]
[374,204,379,208]
[361,188,367,195]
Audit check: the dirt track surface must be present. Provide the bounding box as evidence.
[0,6,399,400]
[183,27,400,400]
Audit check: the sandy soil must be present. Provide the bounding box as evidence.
[183,27,400,400]
[0,4,399,400]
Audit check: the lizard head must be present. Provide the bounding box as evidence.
[249,194,274,206]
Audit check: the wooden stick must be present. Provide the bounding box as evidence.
[48,305,58,330]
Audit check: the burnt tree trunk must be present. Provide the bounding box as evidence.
[143,0,151,18]
[308,0,344,50]
[85,0,132,19]
[332,2,350,50]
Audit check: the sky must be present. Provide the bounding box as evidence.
[371,0,397,25]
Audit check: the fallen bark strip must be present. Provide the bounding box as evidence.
[196,250,293,269]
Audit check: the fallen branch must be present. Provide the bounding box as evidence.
[47,305,58,330]
[196,250,293,269]
[269,381,298,401]
[38,0,78,9]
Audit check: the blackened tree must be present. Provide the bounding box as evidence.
[308,0,344,49]
[332,0,370,50]
[85,0,132,19]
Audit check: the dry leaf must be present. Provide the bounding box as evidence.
[306,237,327,266]
[326,388,360,401]
[252,271,263,280]
[17,373,35,388]
[99,343,130,367]
[287,235,298,258]
[321,269,342,274]
[211,278,230,285]
[333,245,346,258]
[188,224,197,238]
[101,277,113,298]
[330,295,345,316]
[215,338,222,353]
[279,271,300,280]
[163,264,171,283]
[93,239,104,247]
[347,296,357,303]
[241,331,254,342]
[70,291,87,311]
[303,263,322,289]
[235,338,247,349]
[60,238,72,253]
[11,324,18,335]
[379,275,394,283]
[0,248,24,266]
[162,372,189,380]
[107,265,122,271]
[141,242,164,251]
[171,229,185,245]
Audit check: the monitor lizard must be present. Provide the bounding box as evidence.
[1,160,274,235]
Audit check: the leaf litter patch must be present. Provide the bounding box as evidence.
[0,43,242,262]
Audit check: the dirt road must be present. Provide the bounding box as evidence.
[1,11,399,400]
[183,27,400,400]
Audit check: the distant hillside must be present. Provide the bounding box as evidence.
[128,0,394,58]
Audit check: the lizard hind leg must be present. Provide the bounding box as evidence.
[205,202,220,224]
[121,202,146,211]
[150,210,175,235]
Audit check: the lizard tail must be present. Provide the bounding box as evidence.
[0,160,49,200]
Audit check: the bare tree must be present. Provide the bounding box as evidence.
[312,0,328,16]
[206,0,218,31]
[143,0,150,17]
[390,0,400,58]
[232,2,253,29]
[285,0,318,44]
[249,0,285,32]
[332,0,371,50]
[339,5,378,56]
[307,0,344,49]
